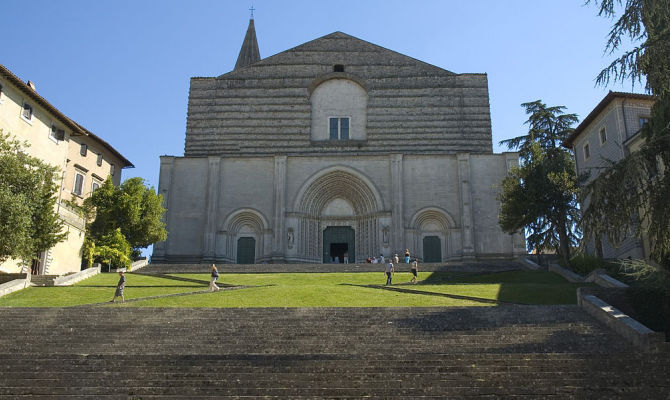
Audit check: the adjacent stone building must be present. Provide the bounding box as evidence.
[0,64,133,275]
[152,19,526,264]
[563,91,655,260]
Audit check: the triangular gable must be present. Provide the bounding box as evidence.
[218,31,455,78]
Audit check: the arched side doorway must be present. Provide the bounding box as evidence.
[410,207,456,262]
[219,208,269,264]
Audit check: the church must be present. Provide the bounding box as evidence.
[152,19,526,264]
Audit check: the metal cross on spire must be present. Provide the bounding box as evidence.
[249,5,255,19]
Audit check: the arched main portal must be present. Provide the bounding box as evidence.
[294,167,383,263]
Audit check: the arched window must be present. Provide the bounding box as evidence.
[310,79,367,142]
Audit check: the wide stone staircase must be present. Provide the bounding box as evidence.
[0,306,668,398]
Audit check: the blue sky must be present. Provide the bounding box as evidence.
[2,0,642,191]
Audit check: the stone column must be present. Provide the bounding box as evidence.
[390,154,404,253]
[272,156,287,261]
[202,156,221,260]
[152,156,175,261]
[457,154,475,259]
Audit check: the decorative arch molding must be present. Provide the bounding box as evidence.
[307,72,367,99]
[409,207,457,262]
[221,208,269,233]
[409,207,456,231]
[292,166,384,263]
[218,208,270,263]
[294,165,384,216]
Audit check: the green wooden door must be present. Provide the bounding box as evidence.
[423,236,442,262]
[236,237,256,264]
[322,226,355,263]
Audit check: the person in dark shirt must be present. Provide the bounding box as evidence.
[112,271,126,303]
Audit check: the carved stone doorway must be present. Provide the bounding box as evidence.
[322,226,355,263]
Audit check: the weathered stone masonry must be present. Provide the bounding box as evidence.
[153,22,525,264]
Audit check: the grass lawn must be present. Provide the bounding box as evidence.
[0,270,590,307]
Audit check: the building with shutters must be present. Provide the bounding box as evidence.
[152,19,526,264]
[0,64,133,275]
[563,91,656,261]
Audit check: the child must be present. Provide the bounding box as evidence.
[112,271,126,303]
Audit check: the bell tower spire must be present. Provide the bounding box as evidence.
[234,14,261,70]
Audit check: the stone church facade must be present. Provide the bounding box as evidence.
[152,19,526,264]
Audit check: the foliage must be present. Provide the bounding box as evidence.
[92,228,131,270]
[0,131,66,262]
[564,253,617,275]
[583,0,670,268]
[586,0,670,94]
[616,258,670,292]
[84,177,166,259]
[498,101,582,266]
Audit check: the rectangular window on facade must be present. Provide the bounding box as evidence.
[639,117,650,128]
[110,163,115,176]
[599,127,607,144]
[91,181,100,193]
[329,118,339,140]
[73,173,84,196]
[340,117,349,139]
[328,117,350,140]
[0,84,3,101]
[22,103,33,120]
[583,143,591,160]
[96,153,103,166]
[80,143,87,156]
[50,125,65,141]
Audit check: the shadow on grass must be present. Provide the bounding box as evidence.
[339,283,527,305]
[77,285,205,288]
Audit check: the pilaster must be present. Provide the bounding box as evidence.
[390,154,404,253]
[152,156,175,259]
[202,156,221,260]
[457,154,475,259]
[272,156,287,260]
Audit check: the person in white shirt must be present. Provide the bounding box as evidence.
[385,260,394,285]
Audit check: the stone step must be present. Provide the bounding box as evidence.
[140,260,524,274]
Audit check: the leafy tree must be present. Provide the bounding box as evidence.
[84,177,166,259]
[499,101,581,266]
[92,228,132,270]
[0,131,66,263]
[582,0,670,268]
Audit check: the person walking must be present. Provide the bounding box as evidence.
[385,259,394,285]
[112,271,126,303]
[404,249,411,264]
[393,253,399,264]
[209,264,220,292]
[410,259,419,284]
[343,251,349,264]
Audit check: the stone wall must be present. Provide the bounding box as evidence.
[153,152,524,263]
[184,32,493,157]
